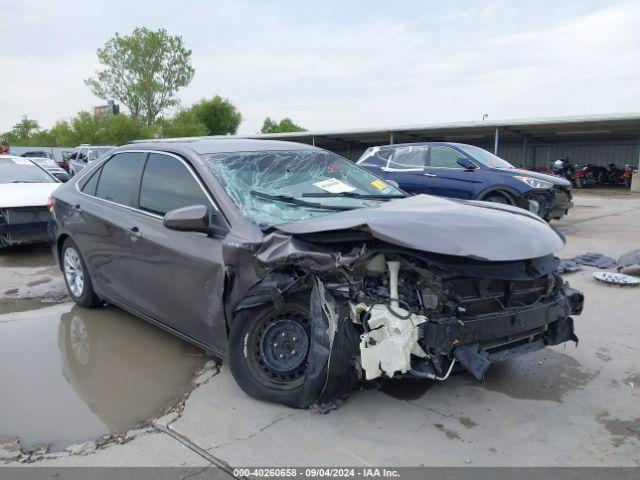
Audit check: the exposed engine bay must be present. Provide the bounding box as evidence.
[234,233,584,408]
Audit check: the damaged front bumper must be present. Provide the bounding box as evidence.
[236,230,584,408]
[351,255,584,386]
[520,187,573,220]
[0,207,51,248]
[355,274,583,383]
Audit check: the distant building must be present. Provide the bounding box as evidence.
[94,100,120,119]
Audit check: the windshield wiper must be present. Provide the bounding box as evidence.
[250,190,354,211]
[302,192,406,199]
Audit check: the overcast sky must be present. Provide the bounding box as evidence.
[1,0,639,135]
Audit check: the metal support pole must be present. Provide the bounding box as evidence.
[637,136,640,169]
[347,144,351,161]
[522,137,528,168]
[312,137,315,147]
[389,132,395,145]
[493,128,499,154]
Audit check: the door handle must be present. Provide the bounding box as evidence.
[423,173,438,177]
[128,226,142,241]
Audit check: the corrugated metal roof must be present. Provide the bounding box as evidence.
[136,112,640,146]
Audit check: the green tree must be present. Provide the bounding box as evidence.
[102,114,142,145]
[191,96,242,135]
[163,109,208,138]
[86,27,195,125]
[49,120,78,147]
[260,117,306,133]
[70,112,104,145]
[2,116,42,145]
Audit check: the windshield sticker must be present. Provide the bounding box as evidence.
[12,158,32,165]
[371,180,387,190]
[313,178,356,194]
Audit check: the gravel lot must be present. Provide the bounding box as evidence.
[1,190,639,468]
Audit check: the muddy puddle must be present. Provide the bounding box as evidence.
[0,302,206,451]
[0,246,68,313]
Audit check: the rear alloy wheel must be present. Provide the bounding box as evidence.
[62,238,101,308]
[229,294,312,407]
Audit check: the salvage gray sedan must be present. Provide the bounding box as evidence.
[50,139,583,407]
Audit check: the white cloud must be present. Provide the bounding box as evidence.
[1,0,638,135]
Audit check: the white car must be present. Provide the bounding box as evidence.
[0,156,60,248]
[28,157,71,182]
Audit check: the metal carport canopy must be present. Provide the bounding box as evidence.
[230,113,640,148]
[135,113,640,165]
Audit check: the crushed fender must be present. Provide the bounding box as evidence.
[223,225,583,408]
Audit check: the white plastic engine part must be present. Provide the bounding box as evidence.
[358,259,427,380]
[359,304,427,380]
[387,260,400,309]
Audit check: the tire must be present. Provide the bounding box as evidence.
[229,294,312,407]
[61,238,101,308]
[484,193,509,205]
[62,311,97,377]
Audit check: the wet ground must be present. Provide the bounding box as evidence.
[1,191,639,466]
[0,247,207,452]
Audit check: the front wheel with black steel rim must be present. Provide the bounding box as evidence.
[229,294,312,407]
[62,238,101,308]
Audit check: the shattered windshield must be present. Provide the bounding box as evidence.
[202,150,405,228]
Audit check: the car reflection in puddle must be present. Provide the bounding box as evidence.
[0,303,206,451]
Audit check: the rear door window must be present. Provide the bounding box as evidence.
[388,146,427,169]
[95,152,146,206]
[138,153,211,216]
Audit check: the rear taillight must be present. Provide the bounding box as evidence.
[46,196,55,212]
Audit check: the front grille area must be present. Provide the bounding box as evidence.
[447,276,552,316]
[0,207,50,225]
[554,189,570,204]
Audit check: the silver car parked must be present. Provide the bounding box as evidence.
[68,145,115,177]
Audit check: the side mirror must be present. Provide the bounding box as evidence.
[163,205,227,236]
[457,157,476,170]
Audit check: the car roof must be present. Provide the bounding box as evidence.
[76,145,116,148]
[127,138,316,155]
[29,157,58,162]
[376,141,470,150]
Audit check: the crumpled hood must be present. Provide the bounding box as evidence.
[499,168,571,187]
[277,194,565,261]
[0,183,60,208]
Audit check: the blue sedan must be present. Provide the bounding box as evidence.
[357,142,573,220]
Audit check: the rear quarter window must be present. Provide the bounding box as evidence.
[80,168,101,196]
